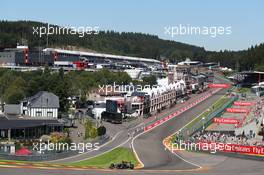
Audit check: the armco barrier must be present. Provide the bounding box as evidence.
[179,95,238,140]
[195,141,264,155]
[181,146,264,161]
[0,135,110,161]
[213,151,264,161]
[144,89,221,132]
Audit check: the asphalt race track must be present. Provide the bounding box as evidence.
[1,82,264,175]
[1,155,263,175]
[133,89,228,170]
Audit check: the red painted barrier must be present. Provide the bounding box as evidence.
[197,142,264,156]
[144,89,222,131]
[208,83,231,88]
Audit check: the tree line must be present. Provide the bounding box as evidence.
[0,20,264,71]
[0,68,132,113]
[0,21,206,62]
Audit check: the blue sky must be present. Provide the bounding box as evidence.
[1,0,263,51]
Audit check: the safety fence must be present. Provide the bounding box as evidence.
[0,135,110,161]
[178,95,238,140]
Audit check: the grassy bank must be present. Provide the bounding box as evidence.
[183,96,229,132]
[0,147,138,168]
[69,147,138,168]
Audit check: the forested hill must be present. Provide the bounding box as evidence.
[0,20,264,71]
[0,21,205,61]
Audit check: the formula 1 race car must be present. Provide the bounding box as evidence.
[109,161,134,169]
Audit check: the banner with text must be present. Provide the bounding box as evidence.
[234,101,253,106]
[226,108,249,113]
[213,118,240,124]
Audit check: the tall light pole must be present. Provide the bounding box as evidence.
[202,117,205,132]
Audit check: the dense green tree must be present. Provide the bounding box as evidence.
[255,64,264,72]
[1,21,264,71]
[3,76,27,103]
[84,120,98,139]
[0,21,205,62]
[97,126,106,136]
[142,75,157,86]
[0,68,132,112]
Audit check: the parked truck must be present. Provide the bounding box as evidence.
[101,111,122,124]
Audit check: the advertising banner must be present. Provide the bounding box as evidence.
[208,84,231,88]
[198,142,264,156]
[213,118,240,124]
[234,101,253,106]
[226,108,249,113]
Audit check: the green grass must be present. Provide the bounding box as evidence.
[215,73,233,83]
[171,95,232,143]
[69,147,138,168]
[0,147,138,168]
[184,96,229,131]
[235,87,250,93]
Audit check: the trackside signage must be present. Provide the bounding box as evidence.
[208,84,231,88]
[233,101,253,106]
[213,118,240,124]
[226,108,249,113]
[198,142,264,156]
